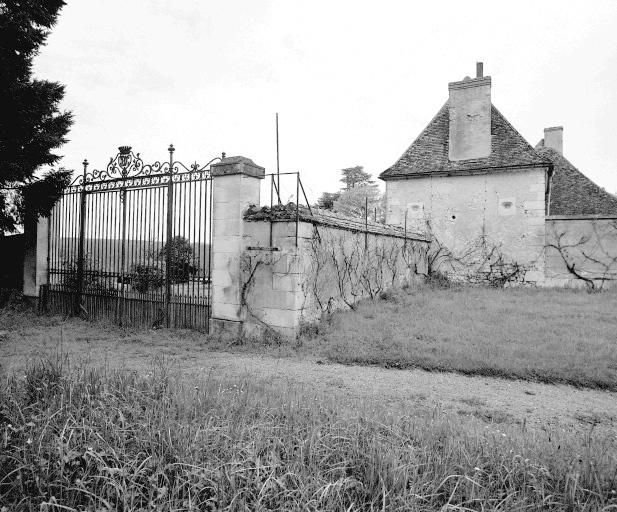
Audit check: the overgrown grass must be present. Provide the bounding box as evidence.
[304,286,617,391]
[1,357,616,511]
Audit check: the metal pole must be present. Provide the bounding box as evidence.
[269,174,273,247]
[165,144,175,328]
[75,159,88,316]
[276,113,280,205]
[119,175,128,325]
[295,172,299,247]
[404,210,408,247]
[298,176,312,214]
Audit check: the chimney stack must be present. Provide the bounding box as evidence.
[544,126,563,155]
[476,62,483,78]
[448,66,492,161]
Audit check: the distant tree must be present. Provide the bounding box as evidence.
[316,191,340,211]
[340,166,373,189]
[0,0,73,233]
[159,236,198,283]
[333,184,384,220]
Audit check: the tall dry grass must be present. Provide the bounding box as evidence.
[1,355,616,511]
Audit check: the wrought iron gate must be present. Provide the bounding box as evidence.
[41,145,221,331]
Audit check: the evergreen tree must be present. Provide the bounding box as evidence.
[339,166,373,189]
[0,0,73,233]
[316,191,340,210]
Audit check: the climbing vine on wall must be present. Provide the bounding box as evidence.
[304,226,428,314]
[546,219,617,290]
[238,224,429,330]
[426,229,533,287]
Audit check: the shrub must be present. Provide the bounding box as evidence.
[378,289,399,302]
[158,236,199,283]
[131,263,164,293]
[425,269,452,289]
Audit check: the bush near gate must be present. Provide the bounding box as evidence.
[158,236,199,283]
[131,263,165,293]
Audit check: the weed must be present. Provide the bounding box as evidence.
[1,359,616,510]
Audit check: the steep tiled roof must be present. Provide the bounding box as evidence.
[380,102,551,180]
[535,143,617,216]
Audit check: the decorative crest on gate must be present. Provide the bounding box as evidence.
[68,145,224,192]
[111,146,141,177]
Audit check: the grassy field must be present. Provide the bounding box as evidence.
[305,285,617,390]
[2,287,617,509]
[1,357,616,511]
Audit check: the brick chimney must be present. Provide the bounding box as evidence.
[544,126,563,155]
[448,63,491,161]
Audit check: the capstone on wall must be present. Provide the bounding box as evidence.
[385,168,547,283]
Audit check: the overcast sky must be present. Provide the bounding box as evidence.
[34,0,617,201]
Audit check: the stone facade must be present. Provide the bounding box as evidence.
[385,168,547,283]
[380,65,617,286]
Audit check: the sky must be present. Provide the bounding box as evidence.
[33,0,617,203]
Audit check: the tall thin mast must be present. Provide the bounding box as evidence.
[276,112,280,204]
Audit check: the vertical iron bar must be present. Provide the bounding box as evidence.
[104,192,111,314]
[119,184,128,325]
[165,144,175,328]
[94,189,101,295]
[197,177,203,322]
[45,202,51,301]
[113,190,120,322]
[75,159,88,316]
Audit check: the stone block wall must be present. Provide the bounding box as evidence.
[385,168,547,283]
[241,209,429,337]
[545,215,617,289]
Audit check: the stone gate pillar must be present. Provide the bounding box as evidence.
[23,216,49,298]
[210,156,264,333]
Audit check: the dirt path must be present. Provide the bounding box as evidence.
[1,319,616,436]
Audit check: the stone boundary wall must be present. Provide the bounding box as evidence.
[545,215,617,289]
[241,206,429,337]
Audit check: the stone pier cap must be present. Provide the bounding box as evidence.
[211,156,265,178]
